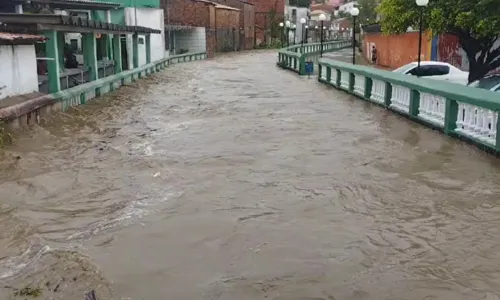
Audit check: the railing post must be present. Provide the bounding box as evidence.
[299,55,306,75]
[444,98,458,135]
[318,61,323,79]
[336,69,341,87]
[384,82,392,107]
[349,73,355,92]
[409,90,420,117]
[326,66,331,82]
[496,116,500,153]
[364,77,373,99]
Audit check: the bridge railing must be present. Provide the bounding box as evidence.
[277,40,352,75]
[318,58,500,154]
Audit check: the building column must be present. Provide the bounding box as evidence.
[44,30,61,93]
[58,32,65,69]
[113,34,122,73]
[145,34,151,64]
[132,33,139,68]
[83,33,98,81]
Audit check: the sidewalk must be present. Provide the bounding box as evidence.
[323,49,393,71]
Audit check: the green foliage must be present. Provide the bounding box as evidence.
[378,0,500,82]
[357,0,379,23]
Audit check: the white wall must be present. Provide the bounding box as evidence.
[285,6,310,44]
[0,45,39,101]
[173,28,206,54]
[124,7,165,69]
[337,1,358,14]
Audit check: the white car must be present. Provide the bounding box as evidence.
[393,61,469,85]
[468,75,500,92]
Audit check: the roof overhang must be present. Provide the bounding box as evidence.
[0,14,161,35]
[6,0,122,10]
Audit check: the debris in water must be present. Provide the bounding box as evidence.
[85,290,98,300]
[153,172,161,177]
[13,286,42,297]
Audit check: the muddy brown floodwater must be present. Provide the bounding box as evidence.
[2,50,500,300]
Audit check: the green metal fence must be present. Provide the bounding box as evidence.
[277,40,352,75]
[318,58,500,155]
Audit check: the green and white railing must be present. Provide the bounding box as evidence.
[318,58,500,154]
[277,40,351,75]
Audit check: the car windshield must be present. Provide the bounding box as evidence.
[393,63,417,74]
[469,76,500,90]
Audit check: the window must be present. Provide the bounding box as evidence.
[69,39,78,52]
[407,65,449,77]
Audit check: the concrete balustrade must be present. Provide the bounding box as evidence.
[317,58,500,155]
[277,40,352,75]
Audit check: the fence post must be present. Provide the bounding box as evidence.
[444,98,458,135]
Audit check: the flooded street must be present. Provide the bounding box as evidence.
[2,50,500,300]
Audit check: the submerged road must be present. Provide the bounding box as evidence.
[1,50,500,300]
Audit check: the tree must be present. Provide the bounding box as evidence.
[357,0,379,24]
[377,0,500,83]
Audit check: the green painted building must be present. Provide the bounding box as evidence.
[93,0,160,8]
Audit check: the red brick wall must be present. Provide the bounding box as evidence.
[249,0,284,13]
[162,0,212,27]
[208,0,256,49]
[215,8,240,28]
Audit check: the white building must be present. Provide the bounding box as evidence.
[336,0,358,15]
[124,7,165,69]
[0,33,44,102]
[284,4,310,44]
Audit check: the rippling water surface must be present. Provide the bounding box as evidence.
[1,51,500,300]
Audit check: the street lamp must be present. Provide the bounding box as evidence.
[279,22,284,47]
[319,13,326,57]
[300,17,306,49]
[292,24,297,45]
[314,25,318,43]
[416,0,429,75]
[285,20,291,47]
[350,7,359,64]
[305,24,309,44]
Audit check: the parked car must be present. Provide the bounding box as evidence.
[392,61,469,85]
[468,74,500,92]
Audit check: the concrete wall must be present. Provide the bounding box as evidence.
[173,27,207,54]
[0,45,39,101]
[124,7,165,69]
[363,31,432,69]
